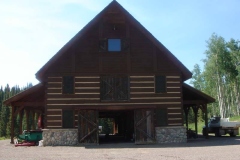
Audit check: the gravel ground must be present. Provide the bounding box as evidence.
[1,136,240,160]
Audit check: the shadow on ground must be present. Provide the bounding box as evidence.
[84,135,240,149]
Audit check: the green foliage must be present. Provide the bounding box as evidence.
[0,137,7,140]
[190,33,240,118]
[99,118,113,134]
[187,121,205,134]
[0,84,32,138]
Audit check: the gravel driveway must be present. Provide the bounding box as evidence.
[1,136,240,160]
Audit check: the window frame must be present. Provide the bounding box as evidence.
[62,76,75,94]
[155,108,168,127]
[108,39,121,52]
[62,109,74,128]
[99,38,130,52]
[155,75,166,93]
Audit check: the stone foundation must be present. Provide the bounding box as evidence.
[42,127,186,146]
[42,129,78,146]
[155,126,187,143]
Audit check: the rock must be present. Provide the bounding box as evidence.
[156,127,187,144]
[42,129,78,146]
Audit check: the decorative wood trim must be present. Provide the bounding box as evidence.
[13,106,24,117]
[183,100,207,105]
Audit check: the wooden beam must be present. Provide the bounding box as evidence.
[10,106,15,144]
[183,106,190,130]
[12,102,44,107]
[204,104,209,139]
[32,111,35,130]
[79,128,98,143]
[14,106,25,117]
[26,110,30,131]
[192,106,199,137]
[74,105,157,111]
[19,110,24,134]
[183,100,207,105]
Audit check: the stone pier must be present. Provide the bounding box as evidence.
[42,129,78,146]
[155,126,187,143]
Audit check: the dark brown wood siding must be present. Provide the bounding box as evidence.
[45,75,183,128]
[44,11,184,128]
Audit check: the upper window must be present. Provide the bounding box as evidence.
[108,39,121,51]
[62,76,74,94]
[99,38,129,52]
[155,76,166,93]
[101,76,129,101]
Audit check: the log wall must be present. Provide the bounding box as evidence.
[45,75,182,128]
[44,10,185,128]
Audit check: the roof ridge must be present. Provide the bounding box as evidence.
[36,1,192,81]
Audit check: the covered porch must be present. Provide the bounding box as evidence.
[3,83,215,144]
[182,83,215,138]
[3,84,45,144]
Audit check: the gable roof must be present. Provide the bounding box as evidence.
[36,0,192,81]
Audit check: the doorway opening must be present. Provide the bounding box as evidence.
[98,110,134,144]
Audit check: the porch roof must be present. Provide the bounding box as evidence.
[3,84,45,110]
[182,83,215,105]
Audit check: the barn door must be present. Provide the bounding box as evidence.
[78,110,98,144]
[134,109,155,144]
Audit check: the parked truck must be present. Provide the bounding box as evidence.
[202,116,240,137]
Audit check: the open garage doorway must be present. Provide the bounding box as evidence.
[98,110,134,144]
[77,109,154,145]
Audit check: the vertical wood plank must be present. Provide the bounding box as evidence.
[10,106,15,144]
[72,51,76,73]
[32,111,35,130]
[204,104,209,139]
[153,46,157,72]
[26,110,30,131]
[126,23,131,72]
[19,109,24,134]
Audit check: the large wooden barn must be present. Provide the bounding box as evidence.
[4,0,214,145]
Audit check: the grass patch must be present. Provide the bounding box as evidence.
[230,116,240,121]
[186,121,205,134]
[0,137,7,140]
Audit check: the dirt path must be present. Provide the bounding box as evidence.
[1,136,240,160]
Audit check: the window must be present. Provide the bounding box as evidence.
[155,76,166,93]
[101,76,129,101]
[62,110,74,128]
[155,108,168,126]
[99,38,129,52]
[62,76,74,94]
[108,39,121,51]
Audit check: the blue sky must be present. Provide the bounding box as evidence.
[0,0,240,88]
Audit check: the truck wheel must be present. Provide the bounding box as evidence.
[230,133,236,137]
